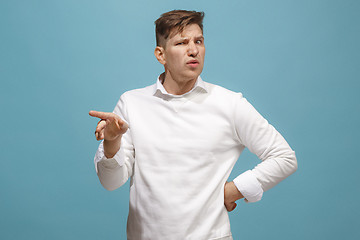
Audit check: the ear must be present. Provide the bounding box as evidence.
[154,46,166,65]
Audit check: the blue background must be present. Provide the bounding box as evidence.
[1,0,359,239]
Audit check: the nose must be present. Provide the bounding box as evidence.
[187,42,199,57]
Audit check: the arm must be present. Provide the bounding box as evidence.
[227,93,297,209]
[89,95,135,191]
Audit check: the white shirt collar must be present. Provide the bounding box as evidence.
[153,73,208,98]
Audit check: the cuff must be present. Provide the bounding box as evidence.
[233,170,263,203]
[94,142,125,173]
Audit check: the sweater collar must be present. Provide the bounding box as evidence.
[153,73,208,98]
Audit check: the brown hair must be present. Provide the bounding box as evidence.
[155,10,205,47]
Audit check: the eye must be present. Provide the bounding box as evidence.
[176,42,184,46]
[195,40,203,44]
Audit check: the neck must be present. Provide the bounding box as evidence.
[161,72,198,95]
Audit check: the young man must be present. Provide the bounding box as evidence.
[89,10,297,240]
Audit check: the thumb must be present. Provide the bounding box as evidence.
[232,203,237,211]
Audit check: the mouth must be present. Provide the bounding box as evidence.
[186,60,200,67]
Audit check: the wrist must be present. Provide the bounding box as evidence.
[225,181,244,202]
[103,135,122,158]
[104,133,123,143]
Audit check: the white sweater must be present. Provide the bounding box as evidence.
[94,76,297,240]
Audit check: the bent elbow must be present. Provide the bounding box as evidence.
[286,152,298,176]
[96,159,129,191]
[99,179,123,191]
[103,184,119,191]
[292,157,298,173]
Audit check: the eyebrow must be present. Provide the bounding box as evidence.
[177,35,204,41]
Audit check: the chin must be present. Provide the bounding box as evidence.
[185,69,202,79]
[182,73,200,82]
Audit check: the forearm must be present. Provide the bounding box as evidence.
[252,150,297,191]
[94,140,134,191]
[103,135,122,158]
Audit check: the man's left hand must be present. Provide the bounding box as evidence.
[224,181,244,212]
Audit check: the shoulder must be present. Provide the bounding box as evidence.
[201,81,260,118]
[120,83,156,100]
[203,81,244,102]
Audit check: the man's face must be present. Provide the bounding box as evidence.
[160,24,205,83]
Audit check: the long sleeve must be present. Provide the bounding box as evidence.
[232,93,297,202]
[94,94,135,191]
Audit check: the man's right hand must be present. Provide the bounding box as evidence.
[89,110,129,141]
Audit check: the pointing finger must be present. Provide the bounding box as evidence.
[89,110,114,120]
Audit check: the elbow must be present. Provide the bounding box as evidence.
[102,184,119,191]
[99,179,124,191]
[99,176,128,191]
[286,151,298,176]
[96,160,129,191]
[293,157,298,173]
